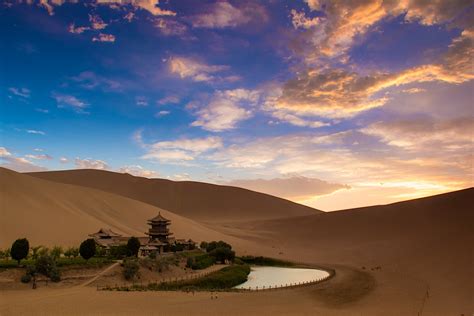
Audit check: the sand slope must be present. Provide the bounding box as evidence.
[0,168,246,248]
[214,188,474,314]
[28,169,320,222]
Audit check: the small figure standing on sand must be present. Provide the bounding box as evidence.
[32,276,37,289]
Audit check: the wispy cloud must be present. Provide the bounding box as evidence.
[0,147,47,172]
[26,129,46,135]
[74,157,109,170]
[118,165,159,178]
[189,89,258,132]
[189,1,267,29]
[168,56,229,82]
[52,93,89,113]
[8,87,30,98]
[92,33,116,43]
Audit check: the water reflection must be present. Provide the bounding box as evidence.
[235,266,330,290]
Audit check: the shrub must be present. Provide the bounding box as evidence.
[11,238,29,265]
[209,247,235,264]
[109,245,130,259]
[127,237,141,257]
[79,239,96,260]
[199,241,208,250]
[64,247,79,258]
[21,274,32,283]
[35,254,61,282]
[186,253,215,270]
[123,259,140,280]
[50,246,63,259]
[205,241,232,253]
[239,256,294,267]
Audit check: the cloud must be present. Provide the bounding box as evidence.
[68,23,90,34]
[26,130,46,135]
[59,157,69,163]
[25,154,53,160]
[271,29,474,119]
[297,0,473,60]
[153,18,189,37]
[142,136,223,163]
[92,33,116,42]
[89,14,107,30]
[118,165,159,178]
[8,87,30,98]
[190,89,258,132]
[168,56,229,82]
[226,176,349,200]
[189,1,267,29]
[52,93,88,113]
[290,9,321,29]
[0,147,47,172]
[361,117,474,151]
[157,95,180,105]
[70,71,122,91]
[155,110,170,117]
[102,0,176,16]
[74,158,109,170]
[136,96,148,106]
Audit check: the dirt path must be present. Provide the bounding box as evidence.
[78,261,121,287]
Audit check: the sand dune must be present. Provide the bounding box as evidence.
[213,188,474,314]
[28,169,320,222]
[2,167,473,314]
[0,168,246,248]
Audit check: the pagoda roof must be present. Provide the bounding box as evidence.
[89,228,122,238]
[148,212,171,223]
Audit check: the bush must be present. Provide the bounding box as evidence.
[127,237,141,257]
[64,247,79,258]
[205,241,232,253]
[79,239,96,260]
[11,238,29,265]
[186,253,215,270]
[239,256,294,267]
[209,247,235,264]
[35,254,61,282]
[123,259,140,280]
[21,274,32,283]
[50,246,63,259]
[199,241,208,250]
[109,245,131,259]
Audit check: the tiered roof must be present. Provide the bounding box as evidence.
[148,212,170,223]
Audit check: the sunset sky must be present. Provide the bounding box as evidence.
[1,0,473,210]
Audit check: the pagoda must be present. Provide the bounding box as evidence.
[146,212,173,244]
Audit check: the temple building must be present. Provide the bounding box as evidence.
[89,212,195,257]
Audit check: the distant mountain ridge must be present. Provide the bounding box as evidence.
[28,169,321,222]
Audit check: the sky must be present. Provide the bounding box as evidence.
[1,0,473,211]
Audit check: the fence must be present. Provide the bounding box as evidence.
[96,269,219,291]
[97,267,334,292]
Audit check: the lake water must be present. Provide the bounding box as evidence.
[234,266,330,290]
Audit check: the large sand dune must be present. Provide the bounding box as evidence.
[2,167,473,315]
[28,169,320,222]
[0,168,247,248]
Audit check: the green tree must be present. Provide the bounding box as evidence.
[79,239,96,261]
[127,237,141,257]
[10,238,29,265]
[200,241,208,251]
[50,246,63,259]
[123,259,140,280]
[209,247,235,264]
[35,254,61,282]
[64,247,77,258]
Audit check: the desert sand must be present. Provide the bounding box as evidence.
[1,168,473,315]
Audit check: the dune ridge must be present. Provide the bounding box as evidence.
[28,169,321,222]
